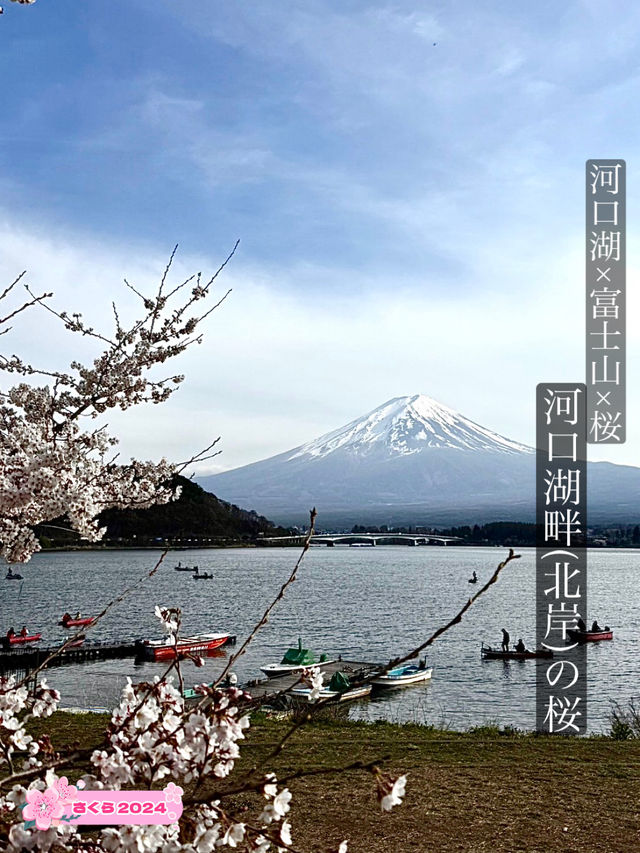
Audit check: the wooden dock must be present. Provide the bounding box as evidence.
[0,639,139,672]
[241,659,383,709]
[0,635,238,673]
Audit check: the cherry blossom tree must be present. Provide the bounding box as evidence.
[0,252,518,852]
[0,251,357,852]
[0,247,233,563]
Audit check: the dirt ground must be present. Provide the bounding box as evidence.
[232,719,640,853]
[29,713,640,853]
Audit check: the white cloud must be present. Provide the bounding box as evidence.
[2,216,638,478]
[4,1,640,483]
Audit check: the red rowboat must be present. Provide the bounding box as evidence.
[60,616,95,627]
[568,629,613,642]
[140,633,234,661]
[7,633,41,645]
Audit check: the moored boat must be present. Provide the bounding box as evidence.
[567,628,613,642]
[291,671,371,703]
[260,639,332,678]
[183,673,237,700]
[481,644,553,660]
[371,662,433,689]
[139,632,235,661]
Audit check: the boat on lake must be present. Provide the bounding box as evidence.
[193,572,213,580]
[174,562,198,572]
[291,670,371,703]
[4,632,41,647]
[139,632,235,661]
[567,628,613,642]
[481,644,553,660]
[371,662,433,689]
[260,639,332,678]
[5,570,23,580]
[60,614,96,628]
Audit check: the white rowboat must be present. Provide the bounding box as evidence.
[371,664,433,689]
[260,660,335,678]
[290,684,372,702]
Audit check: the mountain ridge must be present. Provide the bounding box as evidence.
[288,395,532,459]
[198,395,640,527]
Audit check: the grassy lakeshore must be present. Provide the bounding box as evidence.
[27,712,640,852]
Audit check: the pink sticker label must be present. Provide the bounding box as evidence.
[70,789,183,825]
[22,780,183,830]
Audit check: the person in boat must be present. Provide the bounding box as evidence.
[501,628,510,652]
[514,638,526,653]
[75,611,81,620]
[469,571,478,583]
[591,620,601,632]
[576,618,587,632]
[6,627,14,640]
[19,626,27,637]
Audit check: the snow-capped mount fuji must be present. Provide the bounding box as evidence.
[288,395,533,460]
[198,395,640,527]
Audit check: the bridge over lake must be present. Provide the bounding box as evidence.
[258,533,461,547]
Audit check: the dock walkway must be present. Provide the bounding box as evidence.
[0,639,139,672]
[241,659,383,709]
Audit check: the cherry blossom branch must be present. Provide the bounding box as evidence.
[175,436,222,473]
[0,272,51,335]
[0,752,85,791]
[0,246,239,563]
[262,549,521,762]
[214,508,317,687]
[13,550,169,689]
[386,547,521,669]
[200,754,390,804]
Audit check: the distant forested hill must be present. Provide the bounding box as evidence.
[100,475,292,539]
[36,476,292,548]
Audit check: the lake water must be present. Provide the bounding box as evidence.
[1,546,636,733]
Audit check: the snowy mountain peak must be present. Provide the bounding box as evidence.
[288,394,533,460]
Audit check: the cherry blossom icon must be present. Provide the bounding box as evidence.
[54,776,78,806]
[23,787,64,831]
[163,781,184,804]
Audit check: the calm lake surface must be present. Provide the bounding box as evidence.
[1,546,636,733]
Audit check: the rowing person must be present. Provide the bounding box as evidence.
[591,619,601,632]
[501,628,510,652]
[19,626,28,637]
[576,617,587,632]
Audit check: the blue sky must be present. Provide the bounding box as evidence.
[1,0,639,471]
